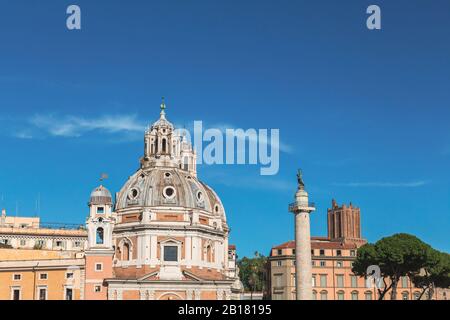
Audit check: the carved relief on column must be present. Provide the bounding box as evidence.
[186,289,193,300]
[194,289,201,300]
[108,288,114,300]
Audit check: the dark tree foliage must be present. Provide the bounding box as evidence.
[238,251,268,296]
[352,233,448,300]
[411,250,450,299]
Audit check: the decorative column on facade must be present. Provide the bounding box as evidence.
[288,169,316,300]
[217,289,224,300]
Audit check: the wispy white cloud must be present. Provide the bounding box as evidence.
[332,180,430,188]
[178,121,293,154]
[29,114,146,138]
[13,131,34,139]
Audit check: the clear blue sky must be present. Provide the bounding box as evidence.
[0,0,449,257]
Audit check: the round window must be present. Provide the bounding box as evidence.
[163,186,176,199]
[128,188,139,200]
[164,172,172,178]
[196,191,204,202]
[214,205,220,213]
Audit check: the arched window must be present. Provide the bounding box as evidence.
[96,228,104,245]
[312,290,317,300]
[320,290,328,300]
[162,138,167,153]
[351,291,359,300]
[365,291,373,300]
[402,291,409,300]
[337,290,345,300]
[206,245,213,263]
[123,242,130,261]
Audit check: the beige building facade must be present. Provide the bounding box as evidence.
[0,249,84,300]
[269,200,449,300]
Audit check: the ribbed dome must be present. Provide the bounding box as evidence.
[115,167,226,220]
[89,185,113,205]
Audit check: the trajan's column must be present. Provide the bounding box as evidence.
[289,169,316,300]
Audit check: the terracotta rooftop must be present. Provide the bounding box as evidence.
[0,226,87,237]
[272,240,359,250]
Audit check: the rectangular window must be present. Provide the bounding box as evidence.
[97,207,104,214]
[277,249,282,255]
[336,250,342,256]
[401,276,408,288]
[95,263,103,271]
[311,249,315,256]
[351,275,358,288]
[292,249,296,255]
[66,288,73,300]
[36,240,45,247]
[39,287,47,300]
[66,272,74,279]
[13,274,21,281]
[320,261,326,267]
[319,249,325,256]
[336,275,344,288]
[336,261,343,268]
[20,239,26,246]
[163,246,178,262]
[39,273,48,280]
[320,275,327,287]
[311,260,316,266]
[95,285,102,293]
[12,288,20,300]
[350,250,356,257]
[312,275,316,287]
[274,274,282,287]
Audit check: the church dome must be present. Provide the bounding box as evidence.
[115,99,226,222]
[115,167,226,221]
[89,185,113,205]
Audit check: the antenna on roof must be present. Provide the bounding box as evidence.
[35,193,41,217]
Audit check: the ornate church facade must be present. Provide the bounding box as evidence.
[84,101,242,300]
